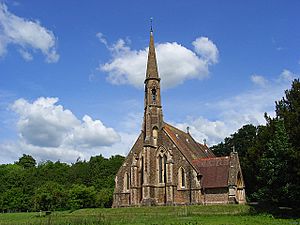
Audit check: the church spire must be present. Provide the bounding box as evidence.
[143,25,163,146]
[145,22,160,81]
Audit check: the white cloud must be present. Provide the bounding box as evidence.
[278,69,295,82]
[173,70,297,146]
[98,34,219,88]
[18,49,33,61]
[192,37,218,64]
[3,97,121,162]
[64,115,121,148]
[100,39,147,87]
[11,97,79,147]
[0,140,86,164]
[96,32,108,47]
[0,129,138,164]
[0,3,59,62]
[251,74,268,87]
[89,131,139,160]
[174,117,229,146]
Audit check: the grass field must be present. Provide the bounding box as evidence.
[0,205,299,225]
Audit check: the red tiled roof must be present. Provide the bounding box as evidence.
[163,122,231,189]
[192,157,230,188]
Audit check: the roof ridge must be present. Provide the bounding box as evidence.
[163,122,187,135]
[164,122,215,158]
[193,156,229,161]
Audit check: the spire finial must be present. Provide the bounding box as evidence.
[150,17,153,33]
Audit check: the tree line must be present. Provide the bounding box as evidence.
[211,79,300,208]
[0,154,124,212]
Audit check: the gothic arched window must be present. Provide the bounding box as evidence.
[141,156,144,185]
[159,156,163,183]
[153,127,158,146]
[124,172,130,191]
[158,155,167,183]
[126,172,130,190]
[163,155,167,183]
[178,167,186,188]
[181,167,185,187]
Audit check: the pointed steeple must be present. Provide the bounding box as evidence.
[142,24,163,146]
[145,28,160,81]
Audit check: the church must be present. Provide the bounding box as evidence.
[113,29,246,207]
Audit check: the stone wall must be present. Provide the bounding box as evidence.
[203,187,228,204]
[113,129,204,207]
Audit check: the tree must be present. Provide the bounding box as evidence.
[68,184,96,210]
[96,188,114,208]
[274,79,300,207]
[211,124,257,158]
[0,153,124,211]
[68,160,90,186]
[34,181,67,211]
[253,119,294,205]
[1,188,32,212]
[210,80,300,205]
[16,154,36,169]
[275,79,300,149]
[210,124,259,200]
[36,160,70,186]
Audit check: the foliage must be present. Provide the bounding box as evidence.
[253,119,293,203]
[96,188,114,208]
[211,79,300,207]
[275,79,300,149]
[210,124,261,198]
[68,184,96,210]
[34,181,67,211]
[0,154,124,212]
[275,79,300,206]
[16,154,36,169]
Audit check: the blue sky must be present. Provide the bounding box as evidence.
[0,0,299,163]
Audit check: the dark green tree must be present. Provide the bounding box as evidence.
[253,119,294,205]
[211,124,257,158]
[0,187,32,212]
[0,151,124,212]
[275,79,300,149]
[33,181,67,211]
[36,160,70,186]
[210,124,259,200]
[274,79,300,207]
[96,188,114,208]
[68,160,90,186]
[68,184,96,210]
[16,154,36,169]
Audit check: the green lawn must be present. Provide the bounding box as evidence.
[0,205,299,225]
